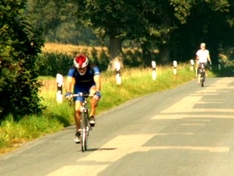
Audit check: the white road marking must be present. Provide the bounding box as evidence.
[180,123,206,126]
[47,134,229,176]
[47,134,154,176]
[138,146,229,153]
[151,114,234,120]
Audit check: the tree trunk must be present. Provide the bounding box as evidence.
[109,37,122,59]
[107,28,123,71]
[158,45,170,64]
[141,42,153,67]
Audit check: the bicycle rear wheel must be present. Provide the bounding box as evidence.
[201,72,205,87]
[201,80,204,87]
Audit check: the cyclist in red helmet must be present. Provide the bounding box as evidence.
[65,54,101,143]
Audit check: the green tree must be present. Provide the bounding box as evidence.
[0,0,44,120]
[73,0,198,66]
[129,0,185,65]
[170,0,231,62]
[26,0,234,67]
[26,0,98,45]
[75,0,138,69]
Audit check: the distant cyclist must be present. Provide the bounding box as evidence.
[65,54,101,143]
[196,43,212,84]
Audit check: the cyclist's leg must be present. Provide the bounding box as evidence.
[88,86,100,125]
[73,99,83,143]
[89,86,100,116]
[74,100,82,131]
[73,87,86,142]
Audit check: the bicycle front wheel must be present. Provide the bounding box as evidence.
[80,128,86,152]
[80,111,88,152]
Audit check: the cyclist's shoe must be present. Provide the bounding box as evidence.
[89,116,96,127]
[74,131,81,143]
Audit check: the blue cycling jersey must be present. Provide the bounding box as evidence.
[67,65,100,91]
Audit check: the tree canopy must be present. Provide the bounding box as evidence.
[27,0,234,66]
[0,0,44,120]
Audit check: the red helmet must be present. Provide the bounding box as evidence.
[74,54,89,68]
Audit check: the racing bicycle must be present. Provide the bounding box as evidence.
[69,92,93,152]
[198,63,206,87]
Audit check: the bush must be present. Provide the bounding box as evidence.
[37,44,145,77]
[0,0,44,120]
[37,46,111,76]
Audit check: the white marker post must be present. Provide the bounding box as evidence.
[151,61,157,80]
[190,59,194,71]
[173,60,177,75]
[115,61,121,85]
[56,73,63,103]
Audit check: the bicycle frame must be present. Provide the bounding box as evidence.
[72,93,92,152]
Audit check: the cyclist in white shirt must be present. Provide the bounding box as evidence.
[196,43,212,84]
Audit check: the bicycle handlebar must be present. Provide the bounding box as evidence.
[65,92,93,99]
[72,93,93,98]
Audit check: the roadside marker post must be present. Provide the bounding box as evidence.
[56,73,63,103]
[151,61,157,80]
[173,60,177,75]
[190,59,194,71]
[115,61,121,85]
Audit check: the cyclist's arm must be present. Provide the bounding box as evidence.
[94,75,101,92]
[66,76,74,93]
[207,53,211,63]
[92,66,101,92]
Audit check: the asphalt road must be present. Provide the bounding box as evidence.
[1,77,234,176]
